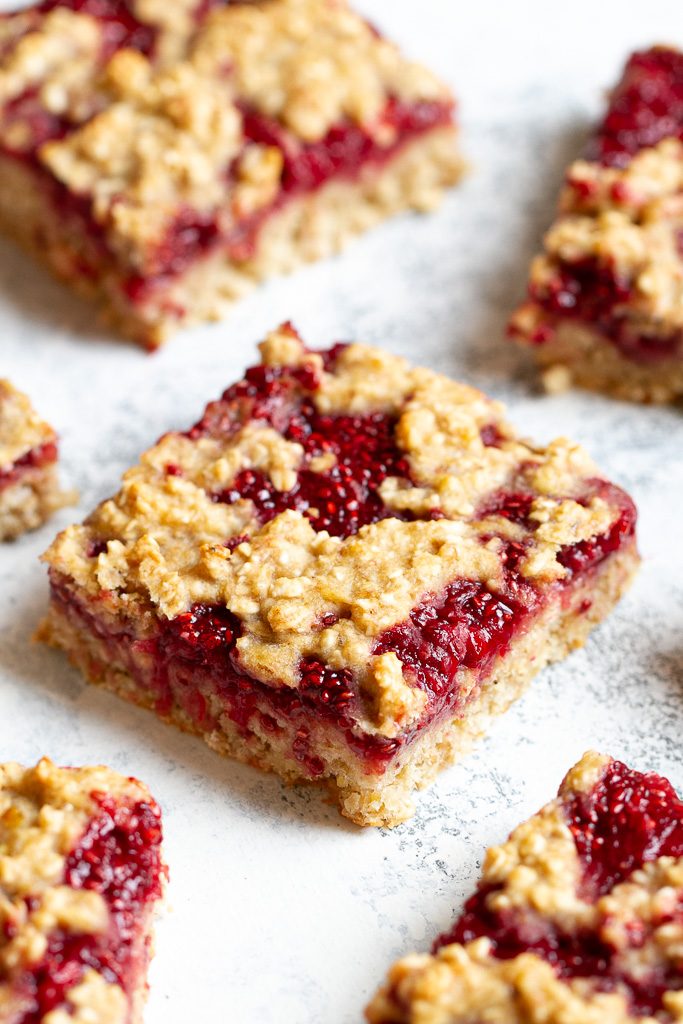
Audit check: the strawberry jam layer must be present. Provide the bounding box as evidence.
[16,795,164,1022]
[0,440,57,491]
[588,47,683,168]
[526,258,682,363]
[435,760,683,1018]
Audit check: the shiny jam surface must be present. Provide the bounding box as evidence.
[372,575,540,711]
[17,796,164,1022]
[588,47,683,168]
[436,760,683,1018]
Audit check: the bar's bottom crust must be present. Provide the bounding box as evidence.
[38,544,638,828]
[0,127,463,347]
[517,319,683,404]
[0,465,74,541]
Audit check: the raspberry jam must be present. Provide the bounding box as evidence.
[125,96,453,297]
[188,346,414,539]
[242,97,453,195]
[528,259,682,363]
[18,795,164,1022]
[557,488,637,576]
[221,407,411,539]
[435,760,683,1018]
[567,759,683,898]
[153,604,388,771]
[373,574,540,713]
[588,47,683,168]
[0,440,57,490]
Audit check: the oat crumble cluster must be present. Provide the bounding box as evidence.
[0,0,463,346]
[367,752,683,1024]
[0,758,165,1024]
[0,379,74,541]
[510,46,683,403]
[39,325,638,826]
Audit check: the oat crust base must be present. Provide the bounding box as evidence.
[528,320,683,404]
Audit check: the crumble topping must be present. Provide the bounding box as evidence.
[191,0,448,143]
[43,969,127,1024]
[367,752,683,1024]
[521,497,614,581]
[41,52,244,269]
[0,8,100,112]
[44,330,630,726]
[202,512,496,734]
[0,379,55,468]
[368,938,656,1024]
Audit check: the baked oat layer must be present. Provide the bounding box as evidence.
[0,379,74,541]
[510,47,683,403]
[367,751,683,1023]
[0,0,462,347]
[40,325,638,825]
[0,758,165,1024]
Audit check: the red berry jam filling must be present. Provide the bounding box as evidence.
[150,604,390,770]
[188,348,414,539]
[0,440,57,490]
[587,47,683,168]
[477,489,535,528]
[220,406,411,539]
[124,95,453,300]
[528,258,682,363]
[557,485,637,577]
[16,795,164,1022]
[242,96,453,196]
[434,760,683,1018]
[373,574,540,716]
[566,759,683,899]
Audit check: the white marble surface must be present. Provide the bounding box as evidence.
[2,1,683,1020]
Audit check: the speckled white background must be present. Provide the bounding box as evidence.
[2,1,683,1020]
